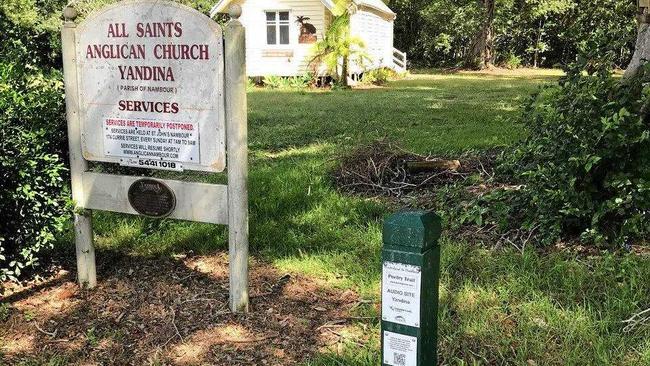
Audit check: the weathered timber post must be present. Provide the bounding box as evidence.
[381,211,441,366]
[61,6,97,288]
[225,5,250,313]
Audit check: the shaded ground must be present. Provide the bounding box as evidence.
[1,252,371,365]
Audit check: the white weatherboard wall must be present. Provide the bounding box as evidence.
[229,0,327,76]
[350,6,394,73]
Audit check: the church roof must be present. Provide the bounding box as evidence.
[210,0,395,18]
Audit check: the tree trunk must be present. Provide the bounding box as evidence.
[624,22,650,80]
[341,55,349,86]
[533,20,543,68]
[465,0,495,69]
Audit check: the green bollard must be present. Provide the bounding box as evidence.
[381,211,442,366]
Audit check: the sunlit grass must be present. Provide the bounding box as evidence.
[248,72,557,154]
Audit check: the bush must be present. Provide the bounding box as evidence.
[362,67,396,86]
[263,74,313,89]
[0,0,67,71]
[453,63,650,247]
[288,73,314,89]
[0,62,68,281]
[263,75,285,89]
[501,52,522,69]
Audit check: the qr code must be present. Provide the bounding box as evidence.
[393,352,406,366]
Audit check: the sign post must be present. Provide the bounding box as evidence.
[62,6,96,288]
[61,1,249,313]
[381,211,442,366]
[224,5,249,313]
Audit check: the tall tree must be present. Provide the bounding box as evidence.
[465,0,496,69]
[624,13,650,79]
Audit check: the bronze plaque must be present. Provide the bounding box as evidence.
[128,179,176,218]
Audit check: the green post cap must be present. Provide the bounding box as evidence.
[383,211,441,252]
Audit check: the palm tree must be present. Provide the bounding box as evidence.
[309,0,370,86]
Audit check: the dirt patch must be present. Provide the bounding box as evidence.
[0,252,368,365]
[332,141,495,199]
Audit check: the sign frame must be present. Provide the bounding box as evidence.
[61,2,250,313]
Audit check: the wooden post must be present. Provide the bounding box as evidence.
[61,6,97,288]
[224,5,249,313]
[381,211,442,366]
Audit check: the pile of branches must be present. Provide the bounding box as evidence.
[332,141,495,198]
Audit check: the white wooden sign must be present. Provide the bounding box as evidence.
[61,1,250,313]
[76,0,225,172]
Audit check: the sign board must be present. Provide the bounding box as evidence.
[382,261,422,328]
[62,1,250,312]
[75,0,225,172]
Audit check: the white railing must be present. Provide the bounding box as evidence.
[393,48,407,72]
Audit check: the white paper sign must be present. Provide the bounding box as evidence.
[382,261,422,328]
[383,331,417,366]
[75,0,225,172]
[103,118,199,163]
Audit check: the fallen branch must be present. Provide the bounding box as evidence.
[406,159,461,173]
[224,332,279,344]
[333,140,491,199]
[163,307,184,347]
[34,322,57,338]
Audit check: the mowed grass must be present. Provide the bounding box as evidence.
[72,70,650,364]
[249,69,561,154]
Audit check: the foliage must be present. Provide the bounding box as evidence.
[288,73,314,89]
[262,74,314,89]
[310,3,370,86]
[0,2,71,281]
[362,67,397,85]
[0,62,68,281]
[262,75,286,89]
[0,0,67,70]
[452,62,650,246]
[391,0,636,69]
[503,51,522,69]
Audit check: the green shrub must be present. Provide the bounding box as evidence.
[0,62,68,281]
[0,0,67,71]
[288,73,313,89]
[502,52,522,69]
[246,77,257,90]
[263,74,313,89]
[263,75,285,89]
[362,67,396,86]
[455,63,650,246]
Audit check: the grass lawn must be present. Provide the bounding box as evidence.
[3,69,649,365]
